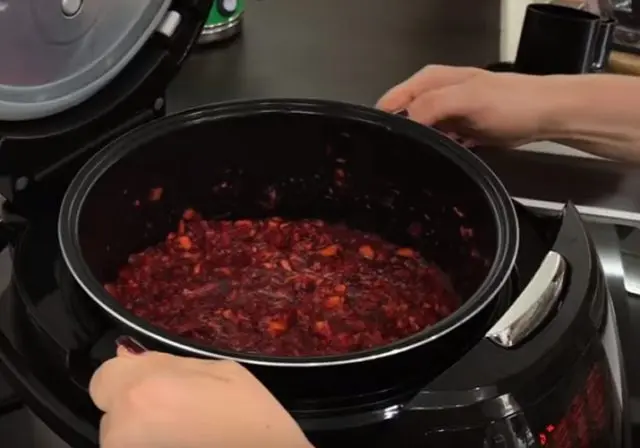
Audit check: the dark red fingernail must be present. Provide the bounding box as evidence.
[394,109,409,117]
[115,336,147,354]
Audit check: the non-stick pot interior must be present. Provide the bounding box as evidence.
[76,106,498,350]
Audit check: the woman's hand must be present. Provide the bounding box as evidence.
[376,65,562,147]
[90,347,312,448]
[378,64,640,163]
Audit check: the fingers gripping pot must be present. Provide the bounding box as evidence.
[58,99,520,401]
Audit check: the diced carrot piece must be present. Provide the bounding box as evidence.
[359,245,375,260]
[325,296,344,309]
[268,319,288,336]
[396,248,415,258]
[178,236,192,250]
[318,244,340,257]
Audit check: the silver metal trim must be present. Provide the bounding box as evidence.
[156,10,181,38]
[620,252,640,297]
[486,251,567,348]
[61,0,83,17]
[197,14,242,44]
[514,197,640,227]
[603,294,625,406]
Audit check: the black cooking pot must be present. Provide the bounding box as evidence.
[58,99,519,404]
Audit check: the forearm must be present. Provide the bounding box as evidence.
[539,74,640,162]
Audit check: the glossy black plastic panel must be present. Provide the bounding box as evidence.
[0,0,213,201]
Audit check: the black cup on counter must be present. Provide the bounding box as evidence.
[514,4,615,75]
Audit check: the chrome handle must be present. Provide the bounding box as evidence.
[486,251,567,348]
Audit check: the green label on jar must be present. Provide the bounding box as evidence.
[206,0,245,26]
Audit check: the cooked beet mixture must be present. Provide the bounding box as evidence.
[105,209,461,356]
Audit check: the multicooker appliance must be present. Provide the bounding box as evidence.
[0,1,632,447]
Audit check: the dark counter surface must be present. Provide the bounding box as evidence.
[168,0,500,109]
[167,0,640,219]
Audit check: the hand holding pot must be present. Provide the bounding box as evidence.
[378,65,640,162]
[376,65,558,147]
[90,348,312,448]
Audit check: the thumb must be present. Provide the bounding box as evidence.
[405,84,470,127]
[376,84,414,113]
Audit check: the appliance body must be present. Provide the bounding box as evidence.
[0,184,630,447]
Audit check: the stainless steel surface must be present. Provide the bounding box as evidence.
[561,0,618,20]
[621,252,640,296]
[613,0,633,13]
[486,251,567,348]
[473,148,640,219]
[515,197,640,227]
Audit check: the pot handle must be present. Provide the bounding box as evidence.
[486,251,567,348]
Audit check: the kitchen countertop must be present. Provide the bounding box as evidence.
[167,0,501,110]
[168,0,640,218]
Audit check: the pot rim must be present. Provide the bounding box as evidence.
[59,98,520,367]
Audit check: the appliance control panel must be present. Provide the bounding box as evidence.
[396,335,622,447]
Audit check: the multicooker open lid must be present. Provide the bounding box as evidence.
[0,0,212,201]
[0,0,209,121]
